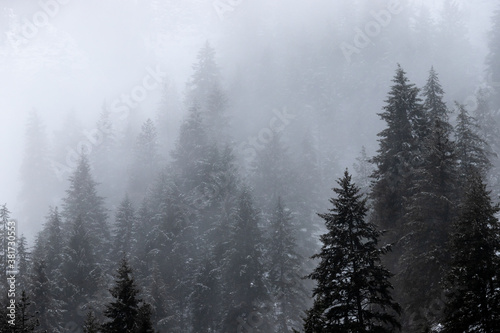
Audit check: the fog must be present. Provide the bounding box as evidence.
[1,0,496,239]
[2,0,500,331]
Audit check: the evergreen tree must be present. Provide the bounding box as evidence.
[30,259,64,332]
[268,198,307,333]
[128,119,160,200]
[371,65,426,243]
[442,173,500,332]
[61,216,100,328]
[16,234,31,293]
[102,258,153,333]
[83,311,101,333]
[43,207,64,279]
[111,195,136,260]
[397,68,458,331]
[353,145,374,195]
[16,290,39,332]
[454,102,491,179]
[19,111,56,228]
[222,188,269,333]
[62,154,109,253]
[304,170,400,333]
[252,131,297,212]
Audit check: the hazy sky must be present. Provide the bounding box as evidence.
[0,0,497,238]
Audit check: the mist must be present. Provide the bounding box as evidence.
[1,0,500,331]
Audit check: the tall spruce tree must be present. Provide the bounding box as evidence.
[110,195,136,261]
[62,154,109,253]
[454,102,491,180]
[268,198,307,333]
[442,173,500,332]
[128,118,160,200]
[304,170,400,333]
[397,68,458,331]
[371,65,426,246]
[222,188,269,333]
[102,258,153,333]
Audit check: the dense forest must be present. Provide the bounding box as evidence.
[2,1,500,332]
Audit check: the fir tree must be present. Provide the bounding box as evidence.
[222,188,269,333]
[353,145,374,195]
[16,234,31,293]
[61,216,100,328]
[83,311,101,333]
[397,68,458,331]
[371,65,426,241]
[454,102,491,179]
[268,198,307,333]
[16,290,39,332]
[111,195,136,261]
[30,259,63,332]
[19,111,56,228]
[102,258,153,333]
[304,170,400,333]
[128,119,160,200]
[442,173,500,332]
[62,154,109,252]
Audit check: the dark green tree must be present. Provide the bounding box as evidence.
[111,195,136,260]
[83,311,101,333]
[371,65,426,248]
[102,258,152,333]
[442,173,500,332]
[454,102,491,179]
[268,198,307,333]
[128,119,160,200]
[16,290,39,332]
[30,259,64,332]
[62,154,109,252]
[222,188,269,333]
[397,68,458,331]
[304,170,400,333]
[61,216,100,328]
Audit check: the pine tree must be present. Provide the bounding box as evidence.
[304,170,400,333]
[62,154,109,252]
[397,68,458,331]
[442,173,500,332]
[371,65,426,240]
[19,111,56,228]
[353,146,374,195]
[30,259,64,332]
[102,258,153,333]
[16,234,31,293]
[111,195,136,260]
[16,290,39,332]
[268,198,307,333]
[83,311,101,333]
[44,207,64,279]
[454,102,491,180]
[222,188,269,333]
[61,216,100,328]
[128,119,160,200]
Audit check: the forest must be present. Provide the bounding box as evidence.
[1,1,500,332]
